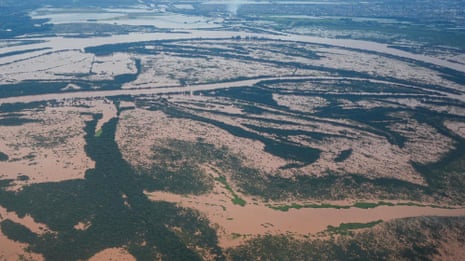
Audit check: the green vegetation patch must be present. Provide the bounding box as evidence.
[94,128,103,137]
[352,201,393,209]
[139,139,224,195]
[268,201,449,211]
[216,176,246,206]
[267,203,350,211]
[326,220,383,235]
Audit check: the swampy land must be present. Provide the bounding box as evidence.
[1,0,465,260]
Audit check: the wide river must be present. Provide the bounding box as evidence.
[1,29,465,73]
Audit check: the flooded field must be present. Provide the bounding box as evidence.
[147,190,465,248]
[1,0,465,260]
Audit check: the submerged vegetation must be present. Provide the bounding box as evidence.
[94,128,103,137]
[227,216,465,261]
[215,176,246,206]
[135,81,465,203]
[1,0,465,259]
[0,114,223,260]
[326,220,384,235]
[267,201,452,212]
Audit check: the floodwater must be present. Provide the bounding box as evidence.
[202,1,349,5]
[0,207,47,260]
[0,75,460,106]
[1,28,464,74]
[148,191,465,247]
[33,10,222,29]
[0,76,308,105]
[1,10,465,256]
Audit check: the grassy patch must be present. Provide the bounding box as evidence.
[353,202,383,209]
[327,220,383,234]
[232,197,247,207]
[267,201,392,211]
[216,176,246,206]
[396,202,453,209]
[231,233,242,239]
[267,201,450,211]
[267,203,351,212]
[94,128,103,137]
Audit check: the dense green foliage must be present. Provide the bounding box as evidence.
[232,169,427,201]
[215,176,246,206]
[1,219,37,244]
[0,114,223,260]
[138,139,222,195]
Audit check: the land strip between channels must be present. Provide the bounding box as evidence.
[0,75,459,105]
